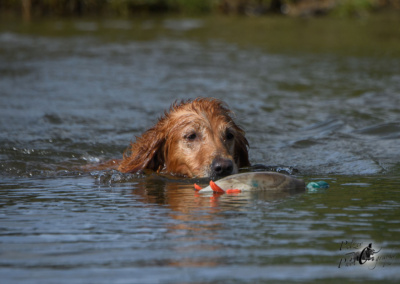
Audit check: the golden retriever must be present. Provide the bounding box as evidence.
[118,98,250,179]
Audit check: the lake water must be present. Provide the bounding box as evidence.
[1,15,400,283]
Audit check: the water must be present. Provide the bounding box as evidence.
[1,15,400,283]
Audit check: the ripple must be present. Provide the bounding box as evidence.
[355,122,400,139]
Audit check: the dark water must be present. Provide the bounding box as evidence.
[1,16,400,283]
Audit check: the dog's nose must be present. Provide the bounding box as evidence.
[211,157,234,178]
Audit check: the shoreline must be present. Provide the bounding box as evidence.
[1,0,399,21]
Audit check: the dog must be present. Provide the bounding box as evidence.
[118,98,250,179]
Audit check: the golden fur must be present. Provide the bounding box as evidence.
[118,98,250,178]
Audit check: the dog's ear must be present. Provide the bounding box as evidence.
[118,127,165,173]
[234,130,250,169]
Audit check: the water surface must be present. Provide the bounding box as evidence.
[1,15,400,283]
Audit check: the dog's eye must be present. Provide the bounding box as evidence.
[186,133,197,141]
[226,132,234,140]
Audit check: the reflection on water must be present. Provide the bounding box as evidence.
[0,16,400,283]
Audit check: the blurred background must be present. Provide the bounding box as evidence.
[1,0,400,19]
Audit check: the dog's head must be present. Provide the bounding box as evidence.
[119,98,250,179]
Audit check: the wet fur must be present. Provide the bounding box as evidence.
[118,98,250,178]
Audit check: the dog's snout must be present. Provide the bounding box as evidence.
[211,157,234,178]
